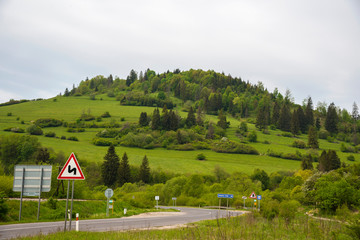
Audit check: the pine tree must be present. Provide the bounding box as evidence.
[139,112,149,127]
[196,106,204,126]
[256,96,270,130]
[186,107,196,127]
[278,103,291,132]
[328,150,341,171]
[308,126,319,149]
[315,117,321,130]
[217,109,229,129]
[161,105,170,130]
[305,97,314,127]
[169,110,179,131]
[206,123,215,139]
[290,109,300,136]
[139,155,150,183]
[118,152,131,186]
[325,102,338,134]
[151,108,160,130]
[301,154,313,170]
[318,150,340,172]
[297,106,306,133]
[271,101,280,127]
[352,102,359,121]
[318,150,328,172]
[101,145,120,187]
[64,88,70,96]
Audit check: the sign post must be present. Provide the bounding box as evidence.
[217,194,234,215]
[105,188,114,217]
[257,195,262,210]
[13,165,52,221]
[172,197,177,207]
[57,153,85,232]
[242,196,247,209]
[155,196,159,209]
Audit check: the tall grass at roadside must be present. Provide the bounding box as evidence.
[18,213,350,240]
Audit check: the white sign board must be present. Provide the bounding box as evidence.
[13,165,52,196]
[155,196,159,201]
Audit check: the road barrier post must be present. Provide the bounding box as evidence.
[76,213,79,231]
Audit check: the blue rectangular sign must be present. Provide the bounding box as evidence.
[257,195,262,200]
[217,194,234,199]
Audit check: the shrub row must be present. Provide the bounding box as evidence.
[211,140,259,155]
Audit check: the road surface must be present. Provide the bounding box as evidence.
[0,207,245,239]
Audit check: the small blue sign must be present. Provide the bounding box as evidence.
[217,194,234,199]
[257,195,262,200]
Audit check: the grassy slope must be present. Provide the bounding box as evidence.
[0,96,358,175]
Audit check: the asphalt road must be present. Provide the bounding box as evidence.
[0,207,245,240]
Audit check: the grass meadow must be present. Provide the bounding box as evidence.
[0,96,358,175]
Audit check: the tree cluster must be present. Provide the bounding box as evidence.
[101,145,151,187]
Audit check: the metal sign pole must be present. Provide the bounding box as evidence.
[64,180,70,232]
[69,180,75,230]
[19,168,25,221]
[106,197,109,217]
[37,168,44,220]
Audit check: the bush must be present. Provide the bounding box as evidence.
[35,118,62,128]
[61,136,66,140]
[247,131,257,142]
[292,140,307,149]
[96,129,119,138]
[347,155,355,161]
[282,132,293,138]
[0,192,9,220]
[319,130,330,139]
[96,117,102,122]
[26,125,43,135]
[93,138,114,146]
[67,136,78,141]
[196,153,206,160]
[101,111,111,118]
[7,112,12,116]
[211,140,259,155]
[45,132,56,137]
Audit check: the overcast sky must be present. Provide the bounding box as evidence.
[0,0,359,111]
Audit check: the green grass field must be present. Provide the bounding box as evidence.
[0,96,358,175]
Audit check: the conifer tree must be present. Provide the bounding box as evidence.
[101,145,120,187]
[139,112,149,127]
[278,103,291,132]
[308,126,319,149]
[217,109,229,129]
[315,117,321,130]
[118,152,131,186]
[139,155,150,183]
[325,102,338,134]
[318,150,340,172]
[297,106,307,133]
[301,154,313,170]
[196,106,204,126]
[161,105,170,130]
[186,106,196,128]
[290,110,300,136]
[271,101,280,127]
[305,97,314,127]
[151,108,160,130]
[169,110,179,131]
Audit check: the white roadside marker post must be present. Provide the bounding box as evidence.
[76,213,79,231]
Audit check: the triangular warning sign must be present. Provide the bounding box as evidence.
[249,192,257,199]
[57,153,85,180]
